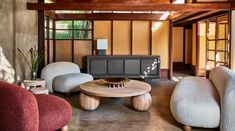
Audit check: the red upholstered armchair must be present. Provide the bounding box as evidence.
[0,81,72,131]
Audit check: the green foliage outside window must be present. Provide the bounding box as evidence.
[55,20,92,40]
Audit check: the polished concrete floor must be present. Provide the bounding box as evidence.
[57,80,219,131]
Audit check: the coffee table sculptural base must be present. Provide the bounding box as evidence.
[79,80,152,111]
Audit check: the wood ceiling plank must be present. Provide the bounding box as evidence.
[173,11,208,22]
[173,11,228,26]
[27,2,231,11]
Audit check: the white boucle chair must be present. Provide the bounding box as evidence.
[170,66,235,131]
[41,62,93,93]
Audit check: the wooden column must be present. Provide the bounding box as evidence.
[195,22,200,76]
[111,20,113,55]
[168,21,173,80]
[53,19,56,62]
[150,21,152,55]
[72,20,74,62]
[38,0,45,76]
[130,21,133,55]
[92,20,94,55]
[46,17,50,64]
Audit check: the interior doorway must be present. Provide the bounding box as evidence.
[172,26,193,81]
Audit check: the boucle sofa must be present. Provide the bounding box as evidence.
[170,66,235,131]
[41,62,93,93]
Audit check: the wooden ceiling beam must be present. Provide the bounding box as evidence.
[232,1,235,9]
[51,0,170,3]
[27,2,231,11]
[55,13,165,20]
[173,11,228,26]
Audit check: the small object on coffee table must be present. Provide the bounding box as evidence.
[102,78,129,88]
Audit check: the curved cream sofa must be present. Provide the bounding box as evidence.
[171,66,235,131]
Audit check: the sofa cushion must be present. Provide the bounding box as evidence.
[41,62,81,92]
[170,76,220,128]
[53,73,93,93]
[35,94,72,131]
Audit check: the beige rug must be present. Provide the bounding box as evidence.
[57,80,219,131]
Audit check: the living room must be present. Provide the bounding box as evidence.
[0,0,235,131]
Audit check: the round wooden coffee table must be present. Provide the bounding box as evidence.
[79,79,152,111]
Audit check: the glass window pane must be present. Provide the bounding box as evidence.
[44,18,47,27]
[216,52,226,62]
[45,28,48,38]
[208,51,215,60]
[208,41,215,50]
[74,20,92,29]
[207,61,215,69]
[56,30,72,39]
[49,18,53,28]
[74,30,92,39]
[217,40,226,50]
[49,29,53,39]
[56,21,72,29]
[208,21,216,40]
[218,24,226,39]
[216,62,225,67]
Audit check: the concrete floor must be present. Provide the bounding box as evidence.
[56,80,219,131]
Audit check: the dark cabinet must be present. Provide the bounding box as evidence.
[87,55,160,79]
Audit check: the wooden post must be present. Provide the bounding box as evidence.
[168,21,173,80]
[38,0,45,76]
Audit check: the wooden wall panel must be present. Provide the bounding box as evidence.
[55,40,72,61]
[152,21,169,69]
[94,21,111,55]
[132,21,150,55]
[74,40,92,69]
[199,22,206,69]
[113,21,131,55]
[172,27,184,62]
[185,29,192,64]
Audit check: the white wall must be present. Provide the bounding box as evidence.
[231,11,235,71]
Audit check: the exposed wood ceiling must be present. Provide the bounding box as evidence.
[34,1,234,26]
[173,11,228,26]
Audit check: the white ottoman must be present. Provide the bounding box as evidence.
[53,73,93,93]
[170,77,220,130]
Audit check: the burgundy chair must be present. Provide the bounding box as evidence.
[0,81,72,131]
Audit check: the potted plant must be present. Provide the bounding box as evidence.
[17,46,44,80]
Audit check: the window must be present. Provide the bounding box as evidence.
[205,15,230,70]
[55,20,92,40]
